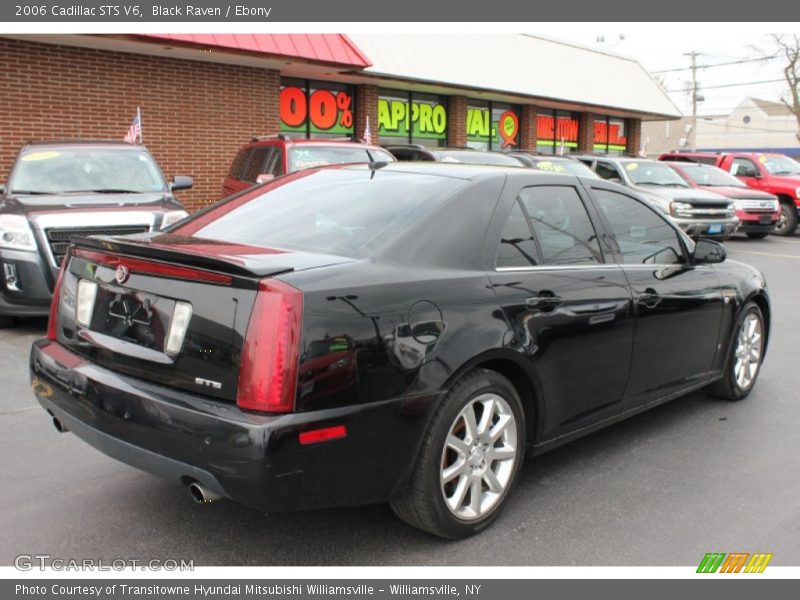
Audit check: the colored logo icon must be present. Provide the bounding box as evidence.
[696,552,773,573]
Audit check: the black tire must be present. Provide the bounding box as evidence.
[773,200,798,236]
[746,232,769,240]
[390,369,526,539]
[706,302,766,401]
[0,314,17,329]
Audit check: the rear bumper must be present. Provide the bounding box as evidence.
[30,339,439,512]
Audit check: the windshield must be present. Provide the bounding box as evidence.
[182,169,468,259]
[678,164,745,187]
[430,151,524,167]
[529,159,598,178]
[10,147,167,195]
[288,146,394,172]
[624,162,689,187]
[760,155,800,175]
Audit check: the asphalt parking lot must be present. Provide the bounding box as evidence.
[2,234,799,567]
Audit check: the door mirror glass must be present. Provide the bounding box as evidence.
[693,238,726,264]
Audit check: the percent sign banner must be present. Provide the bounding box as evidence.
[280,85,355,135]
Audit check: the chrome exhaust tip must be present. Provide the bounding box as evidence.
[189,482,220,504]
[52,417,68,433]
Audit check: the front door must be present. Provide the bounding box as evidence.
[588,186,724,407]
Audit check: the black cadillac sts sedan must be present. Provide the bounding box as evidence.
[30,164,770,538]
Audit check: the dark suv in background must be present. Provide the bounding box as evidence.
[222,136,395,197]
[0,140,191,327]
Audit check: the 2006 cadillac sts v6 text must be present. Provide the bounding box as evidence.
[29,164,770,538]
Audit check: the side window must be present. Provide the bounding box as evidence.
[228,148,250,179]
[518,186,603,265]
[593,189,684,265]
[496,200,539,268]
[241,147,275,183]
[265,148,283,176]
[730,157,758,177]
[595,162,622,181]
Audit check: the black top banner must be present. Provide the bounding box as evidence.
[3,0,800,21]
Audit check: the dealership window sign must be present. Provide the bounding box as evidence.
[280,79,355,138]
[537,110,580,154]
[378,90,447,145]
[593,116,628,154]
[466,102,519,150]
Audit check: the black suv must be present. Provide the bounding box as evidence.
[0,141,192,327]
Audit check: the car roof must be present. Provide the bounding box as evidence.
[337,161,576,181]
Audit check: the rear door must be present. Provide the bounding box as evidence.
[487,177,634,438]
[586,184,724,408]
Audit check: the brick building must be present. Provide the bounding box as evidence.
[0,33,680,212]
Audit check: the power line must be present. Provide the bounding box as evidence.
[651,55,778,74]
[666,78,786,93]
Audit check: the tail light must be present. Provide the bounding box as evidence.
[46,258,67,341]
[237,279,303,413]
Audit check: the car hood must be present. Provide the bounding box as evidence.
[633,184,731,205]
[696,186,777,200]
[1,192,181,214]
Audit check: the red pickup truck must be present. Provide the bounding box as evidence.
[659,151,800,236]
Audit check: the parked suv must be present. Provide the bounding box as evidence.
[662,161,780,239]
[222,136,395,197]
[0,141,191,327]
[384,145,527,167]
[577,156,737,240]
[658,151,800,236]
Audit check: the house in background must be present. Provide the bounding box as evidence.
[643,97,800,158]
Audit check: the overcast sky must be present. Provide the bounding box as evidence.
[550,26,792,117]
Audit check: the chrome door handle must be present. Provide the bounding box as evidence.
[637,290,662,309]
[526,295,563,311]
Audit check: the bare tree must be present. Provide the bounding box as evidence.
[770,34,800,142]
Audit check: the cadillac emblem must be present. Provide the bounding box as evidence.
[115,265,130,285]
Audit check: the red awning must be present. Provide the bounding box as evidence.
[137,34,371,68]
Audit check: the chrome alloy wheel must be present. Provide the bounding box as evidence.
[734,313,764,391]
[440,393,518,521]
[776,208,788,232]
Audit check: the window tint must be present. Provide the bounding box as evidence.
[595,162,621,181]
[730,157,759,178]
[593,189,684,265]
[228,148,250,179]
[182,170,467,259]
[518,186,602,265]
[496,200,539,268]
[241,147,275,183]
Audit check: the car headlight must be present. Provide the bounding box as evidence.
[725,205,736,218]
[160,210,189,230]
[795,187,800,199]
[0,215,37,251]
[670,201,693,218]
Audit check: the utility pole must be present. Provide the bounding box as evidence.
[683,51,703,151]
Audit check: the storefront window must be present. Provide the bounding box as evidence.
[466,101,520,150]
[593,116,628,155]
[377,89,447,146]
[279,78,356,139]
[536,110,580,155]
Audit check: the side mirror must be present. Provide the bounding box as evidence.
[170,175,193,191]
[0,183,4,195]
[608,177,622,184]
[256,173,275,184]
[694,238,726,264]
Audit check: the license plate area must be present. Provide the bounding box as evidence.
[759,215,773,224]
[88,285,175,352]
[707,224,723,234]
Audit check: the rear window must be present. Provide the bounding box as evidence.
[288,146,394,171]
[430,151,524,167]
[185,169,468,258]
[530,159,597,178]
